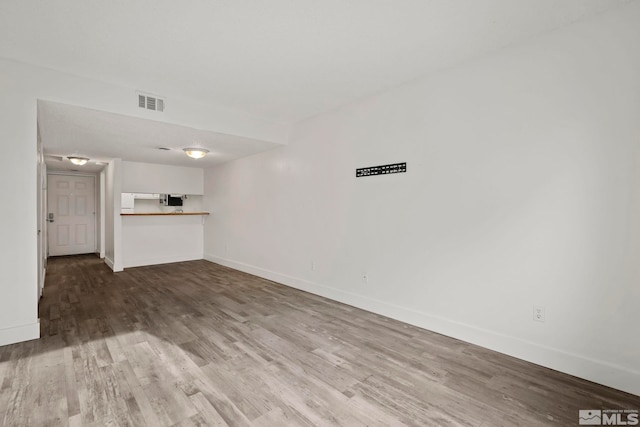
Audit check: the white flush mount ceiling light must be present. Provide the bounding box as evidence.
[68,156,89,166]
[183,148,209,159]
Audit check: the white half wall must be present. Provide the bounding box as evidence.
[122,215,205,268]
[203,3,640,396]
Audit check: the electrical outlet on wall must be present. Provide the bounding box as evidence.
[533,305,546,322]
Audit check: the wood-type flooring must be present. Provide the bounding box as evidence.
[0,255,637,426]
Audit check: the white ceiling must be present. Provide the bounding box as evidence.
[2,1,636,171]
[1,0,633,124]
[39,101,279,172]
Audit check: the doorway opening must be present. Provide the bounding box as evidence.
[47,173,98,257]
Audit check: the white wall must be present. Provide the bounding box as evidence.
[0,55,286,346]
[0,67,40,346]
[104,159,123,272]
[203,3,640,395]
[122,161,204,195]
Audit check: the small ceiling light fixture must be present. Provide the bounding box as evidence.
[68,156,90,166]
[183,148,209,159]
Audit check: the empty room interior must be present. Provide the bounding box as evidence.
[1,1,639,426]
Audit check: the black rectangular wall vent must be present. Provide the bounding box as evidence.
[356,162,406,178]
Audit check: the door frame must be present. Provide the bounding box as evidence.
[37,129,46,298]
[47,171,100,256]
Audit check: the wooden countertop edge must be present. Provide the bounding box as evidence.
[121,212,210,216]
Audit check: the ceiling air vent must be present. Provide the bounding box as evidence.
[137,93,165,112]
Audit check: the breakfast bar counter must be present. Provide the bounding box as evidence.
[121,212,209,216]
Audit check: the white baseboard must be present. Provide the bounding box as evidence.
[204,253,640,397]
[0,320,40,347]
[105,256,124,272]
[124,253,203,269]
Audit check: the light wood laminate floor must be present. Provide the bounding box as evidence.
[0,255,637,426]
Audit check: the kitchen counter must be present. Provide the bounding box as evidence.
[121,212,209,216]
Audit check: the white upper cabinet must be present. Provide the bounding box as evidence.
[121,161,204,195]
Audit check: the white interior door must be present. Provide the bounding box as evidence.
[48,174,96,256]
